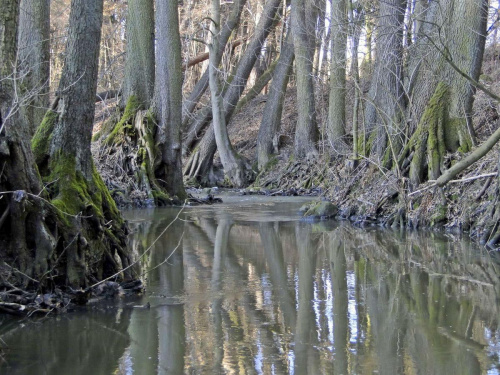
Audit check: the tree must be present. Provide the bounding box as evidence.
[327,0,348,152]
[154,0,186,198]
[256,28,294,169]
[184,0,282,185]
[291,0,318,158]
[121,0,155,109]
[18,0,50,135]
[31,0,130,286]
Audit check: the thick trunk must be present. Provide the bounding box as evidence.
[185,0,282,184]
[291,0,318,158]
[31,0,130,287]
[363,0,407,164]
[154,0,186,199]
[257,30,294,170]
[122,0,155,108]
[18,0,50,135]
[327,0,348,152]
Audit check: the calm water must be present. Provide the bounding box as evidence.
[1,195,500,374]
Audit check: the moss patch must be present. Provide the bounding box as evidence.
[31,110,58,168]
[104,96,141,146]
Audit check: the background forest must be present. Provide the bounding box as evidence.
[1,0,500,290]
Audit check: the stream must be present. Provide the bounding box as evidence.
[1,195,500,374]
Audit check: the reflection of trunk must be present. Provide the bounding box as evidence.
[328,232,348,374]
[211,218,231,373]
[294,223,319,373]
[157,248,185,374]
[259,222,296,329]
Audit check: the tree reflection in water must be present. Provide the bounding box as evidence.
[1,202,500,374]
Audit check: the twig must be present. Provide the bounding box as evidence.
[409,173,497,197]
[140,231,185,276]
[88,205,186,289]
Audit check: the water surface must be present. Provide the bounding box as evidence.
[1,195,500,374]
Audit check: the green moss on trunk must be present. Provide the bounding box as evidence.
[31,110,58,169]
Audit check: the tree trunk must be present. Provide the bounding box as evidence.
[154,0,186,199]
[181,0,247,128]
[184,0,282,185]
[402,0,488,186]
[363,0,407,165]
[31,0,130,287]
[17,0,50,135]
[327,0,348,152]
[121,0,155,108]
[256,29,294,170]
[291,0,318,158]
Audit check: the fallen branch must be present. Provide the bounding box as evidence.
[409,172,498,197]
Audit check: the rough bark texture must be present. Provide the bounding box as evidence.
[256,30,294,170]
[184,0,282,184]
[154,0,186,199]
[363,0,407,163]
[327,0,348,152]
[18,0,50,135]
[31,0,131,287]
[291,0,318,158]
[122,0,155,108]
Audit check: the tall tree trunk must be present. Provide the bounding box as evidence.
[327,0,348,152]
[122,0,155,108]
[17,0,50,135]
[154,0,186,198]
[363,0,407,165]
[31,0,130,287]
[256,29,294,170]
[184,0,282,185]
[401,0,488,186]
[181,0,247,128]
[209,0,248,187]
[291,0,318,158]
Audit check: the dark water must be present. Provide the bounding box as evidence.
[1,195,500,374]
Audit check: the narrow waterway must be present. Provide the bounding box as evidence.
[1,195,500,374]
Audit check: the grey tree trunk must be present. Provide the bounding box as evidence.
[122,0,155,108]
[291,0,318,158]
[182,0,247,128]
[327,0,348,152]
[184,0,282,184]
[256,30,294,170]
[155,0,186,198]
[363,0,407,164]
[18,0,50,135]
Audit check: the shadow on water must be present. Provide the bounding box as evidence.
[1,196,500,374]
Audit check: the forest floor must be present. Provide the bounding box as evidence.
[92,54,500,247]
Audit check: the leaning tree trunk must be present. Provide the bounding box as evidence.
[184,0,282,185]
[121,0,155,109]
[31,0,131,287]
[17,0,50,136]
[327,0,348,153]
[256,29,294,170]
[181,0,247,129]
[363,0,407,165]
[400,0,488,186]
[154,0,186,199]
[291,0,318,158]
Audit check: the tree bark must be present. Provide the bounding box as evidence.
[327,0,348,152]
[17,0,50,135]
[291,0,318,158]
[154,0,186,198]
[122,0,155,108]
[256,29,294,170]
